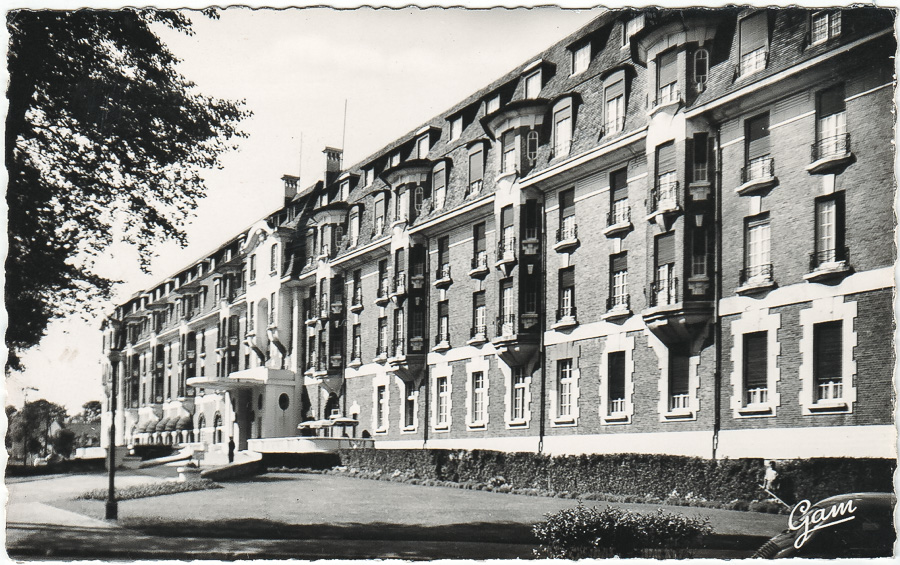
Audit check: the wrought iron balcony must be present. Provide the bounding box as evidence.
[469,253,489,278]
[391,273,407,298]
[607,206,631,227]
[496,237,516,267]
[739,264,774,286]
[649,181,680,214]
[496,314,516,337]
[555,224,578,247]
[740,156,775,185]
[375,279,391,305]
[555,306,577,322]
[809,134,852,173]
[809,246,849,271]
[606,294,630,312]
[648,277,679,307]
[434,264,452,288]
[350,288,364,312]
[390,338,405,359]
[470,325,487,339]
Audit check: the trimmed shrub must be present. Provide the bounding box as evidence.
[533,504,712,559]
[77,479,220,501]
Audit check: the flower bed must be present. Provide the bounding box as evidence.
[77,479,221,501]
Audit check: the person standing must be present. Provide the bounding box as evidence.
[227,437,235,463]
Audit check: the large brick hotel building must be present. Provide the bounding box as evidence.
[101,8,896,461]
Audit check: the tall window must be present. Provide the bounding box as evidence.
[558,267,575,319]
[610,168,629,225]
[553,99,573,156]
[364,167,374,187]
[417,135,429,159]
[743,332,768,405]
[433,162,447,209]
[486,94,500,114]
[816,84,847,158]
[811,11,841,44]
[623,14,645,46]
[694,48,709,91]
[572,42,590,75]
[249,255,257,282]
[739,12,768,76]
[656,49,678,105]
[377,317,388,356]
[814,193,845,266]
[525,70,541,99]
[376,385,386,429]
[557,359,573,417]
[450,116,463,140]
[378,259,389,298]
[655,142,677,207]
[814,321,843,401]
[352,324,361,360]
[608,351,626,414]
[604,80,625,135]
[471,371,486,424]
[692,228,708,278]
[468,144,484,194]
[349,209,360,245]
[512,367,527,421]
[472,291,486,335]
[305,229,316,264]
[559,188,576,240]
[654,233,676,306]
[436,376,449,425]
[745,215,772,281]
[374,194,386,234]
[473,223,486,268]
[610,253,628,309]
[692,132,709,183]
[392,307,404,356]
[404,382,416,428]
[745,113,771,181]
[669,352,690,410]
[500,205,515,254]
[501,129,517,173]
[390,152,400,168]
[437,301,449,342]
[270,244,279,274]
[500,280,514,333]
[413,185,425,214]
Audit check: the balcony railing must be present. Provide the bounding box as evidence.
[817,380,843,401]
[606,294,630,311]
[375,342,389,359]
[351,288,363,310]
[434,331,450,345]
[556,224,578,243]
[739,264,774,285]
[669,393,690,411]
[470,325,487,339]
[741,156,775,184]
[811,133,850,162]
[809,246,849,271]
[497,237,516,261]
[496,314,516,337]
[391,273,407,296]
[608,206,631,226]
[390,338,405,359]
[470,253,489,272]
[745,387,768,406]
[648,277,679,307]
[436,264,451,281]
[351,344,361,362]
[556,306,577,321]
[649,181,680,213]
[609,397,626,414]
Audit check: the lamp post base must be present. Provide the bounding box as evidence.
[105,500,118,520]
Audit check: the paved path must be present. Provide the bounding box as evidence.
[7,472,786,560]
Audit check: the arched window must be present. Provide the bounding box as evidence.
[413,185,425,213]
[694,48,709,90]
[213,412,223,444]
[197,414,206,444]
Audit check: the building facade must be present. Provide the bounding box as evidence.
[101,8,896,460]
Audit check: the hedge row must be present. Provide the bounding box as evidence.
[335,449,894,504]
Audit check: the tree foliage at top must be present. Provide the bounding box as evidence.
[6,9,250,371]
[6,398,69,459]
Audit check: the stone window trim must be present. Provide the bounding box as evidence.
[549,342,581,427]
[646,330,701,422]
[371,372,391,435]
[599,332,636,425]
[397,375,419,434]
[798,296,857,415]
[431,363,453,432]
[464,355,491,429]
[729,308,782,418]
[501,362,533,429]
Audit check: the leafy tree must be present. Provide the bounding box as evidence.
[80,400,103,423]
[6,399,69,458]
[6,9,250,371]
[51,428,77,459]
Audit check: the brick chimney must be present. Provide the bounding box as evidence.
[281,174,299,206]
[323,147,342,187]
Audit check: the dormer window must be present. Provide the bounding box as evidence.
[374,194,386,235]
[468,143,485,195]
[486,94,500,114]
[349,209,360,246]
[603,71,626,135]
[524,70,542,99]
[390,152,401,168]
[501,129,517,173]
[364,167,374,187]
[811,11,841,45]
[340,180,350,201]
[553,98,574,157]
[572,42,591,75]
[656,50,679,106]
[318,193,327,208]
[623,13,645,46]
[433,161,447,209]
[450,116,463,140]
[739,12,768,77]
[694,48,709,91]
[417,135,429,159]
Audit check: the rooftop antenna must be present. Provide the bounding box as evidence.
[340,99,348,169]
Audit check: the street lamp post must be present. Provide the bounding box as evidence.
[105,319,124,520]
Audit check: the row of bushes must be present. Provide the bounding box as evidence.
[7,458,107,477]
[335,449,894,505]
[78,479,220,500]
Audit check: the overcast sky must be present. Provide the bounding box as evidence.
[7,7,604,411]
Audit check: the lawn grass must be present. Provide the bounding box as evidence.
[77,479,220,500]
